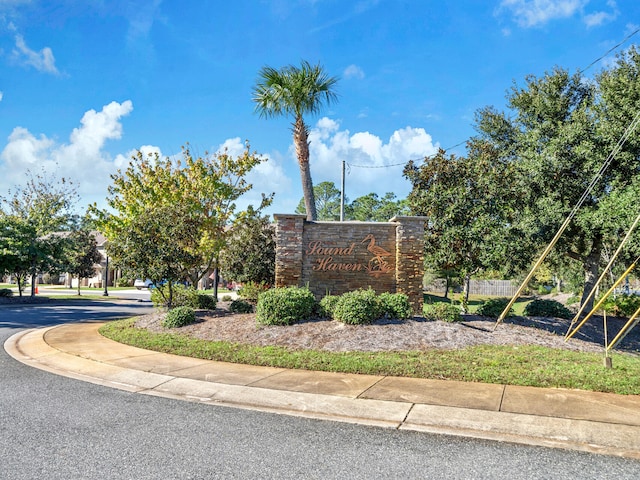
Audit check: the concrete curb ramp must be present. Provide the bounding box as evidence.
[5,322,640,459]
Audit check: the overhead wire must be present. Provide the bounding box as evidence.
[581,27,640,73]
[345,141,467,169]
[494,109,640,328]
[492,28,640,328]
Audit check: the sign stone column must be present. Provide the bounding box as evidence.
[392,216,427,313]
[274,214,306,288]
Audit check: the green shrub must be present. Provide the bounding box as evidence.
[196,294,217,310]
[524,299,572,319]
[600,294,640,318]
[318,295,340,318]
[162,306,196,328]
[422,303,462,323]
[221,294,233,302]
[0,288,13,297]
[378,292,412,319]
[151,284,216,310]
[477,298,513,318]
[151,284,193,307]
[238,281,269,304]
[256,286,317,326]
[333,288,382,325]
[230,299,254,314]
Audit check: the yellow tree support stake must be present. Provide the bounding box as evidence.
[493,110,640,331]
[565,211,640,337]
[565,261,637,341]
[606,305,640,353]
[493,218,573,330]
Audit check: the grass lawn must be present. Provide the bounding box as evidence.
[100,317,640,395]
[201,287,234,295]
[424,292,532,315]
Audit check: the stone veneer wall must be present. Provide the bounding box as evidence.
[274,214,426,312]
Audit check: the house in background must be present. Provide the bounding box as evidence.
[65,232,120,289]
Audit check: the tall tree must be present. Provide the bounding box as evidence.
[350,192,410,222]
[474,53,640,311]
[0,171,78,296]
[295,181,343,220]
[93,143,272,307]
[253,60,339,221]
[404,145,524,306]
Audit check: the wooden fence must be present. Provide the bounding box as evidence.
[426,279,518,297]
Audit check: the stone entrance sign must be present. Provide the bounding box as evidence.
[274,214,427,312]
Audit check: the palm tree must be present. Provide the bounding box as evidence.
[252,61,339,221]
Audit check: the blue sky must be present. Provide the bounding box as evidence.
[1,0,638,217]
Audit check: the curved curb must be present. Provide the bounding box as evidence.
[5,323,640,459]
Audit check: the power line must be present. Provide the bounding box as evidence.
[494,108,640,328]
[582,27,640,73]
[345,140,467,169]
[345,29,639,171]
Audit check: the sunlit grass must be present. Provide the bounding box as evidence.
[424,292,532,315]
[100,318,640,395]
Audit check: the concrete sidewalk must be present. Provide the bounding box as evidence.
[5,322,640,459]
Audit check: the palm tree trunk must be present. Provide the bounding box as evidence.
[293,117,317,221]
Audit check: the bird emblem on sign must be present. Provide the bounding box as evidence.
[362,234,393,277]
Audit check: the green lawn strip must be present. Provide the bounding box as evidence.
[424,292,531,315]
[99,319,640,395]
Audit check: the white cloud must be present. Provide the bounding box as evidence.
[0,100,133,207]
[584,0,619,27]
[12,34,59,74]
[214,137,293,214]
[498,0,587,27]
[344,64,365,80]
[301,118,439,205]
[114,144,161,170]
[0,91,3,101]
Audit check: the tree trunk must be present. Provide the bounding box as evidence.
[293,117,317,221]
[579,234,603,314]
[167,281,174,309]
[462,274,471,313]
[443,275,450,299]
[77,278,81,296]
[30,272,36,297]
[213,264,219,301]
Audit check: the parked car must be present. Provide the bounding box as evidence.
[134,279,153,290]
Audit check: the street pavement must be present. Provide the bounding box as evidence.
[8,320,640,460]
[3,299,640,478]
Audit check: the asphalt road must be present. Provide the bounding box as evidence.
[2,300,640,479]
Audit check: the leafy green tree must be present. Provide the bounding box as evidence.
[105,204,202,307]
[295,181,344,221]
[404,144,524,307]
[0,216,35,296]
[60,230,103,296]
[0,171,78,296]
[94,143,271,307]
[350,192,410,222]
[473,49,640,311]
[219,209,275,285]
[253,60,339,221]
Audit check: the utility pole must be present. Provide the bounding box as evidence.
[340,160,345,221]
